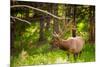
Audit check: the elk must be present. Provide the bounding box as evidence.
[50,32,85,61]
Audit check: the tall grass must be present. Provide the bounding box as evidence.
[11,42,95,67]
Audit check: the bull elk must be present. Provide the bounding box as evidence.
[50,32,85,61]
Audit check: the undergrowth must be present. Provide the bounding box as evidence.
[11,42,95,67]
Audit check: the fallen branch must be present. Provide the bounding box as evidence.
[10,16,31,25]
[11,5,71,20]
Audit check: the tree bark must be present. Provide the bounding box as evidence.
[39,16,45,41]
[88,6,95,44]
[53,4,59,34]
[45,4,52,30]
[72,5,77,37]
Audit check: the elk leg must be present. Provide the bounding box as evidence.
[79,51,82,57]
[74,53,78,62]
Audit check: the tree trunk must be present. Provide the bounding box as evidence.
[39,16,45,42]
[93,6,95,44]
[88,6,95,44]
[53,4,59,34]
[72,5,77,37]
[45,4,52,30]
[24,8,29,19]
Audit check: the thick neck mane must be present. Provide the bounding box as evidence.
[57,39,69,51]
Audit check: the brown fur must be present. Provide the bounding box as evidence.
[50,36,84,54]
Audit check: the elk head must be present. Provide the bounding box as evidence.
[50,32,61,49]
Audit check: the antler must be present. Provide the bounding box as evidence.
[52,32,59,37]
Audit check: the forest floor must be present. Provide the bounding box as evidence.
[11,42,95,67]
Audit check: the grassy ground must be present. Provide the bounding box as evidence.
[11,42,95,67]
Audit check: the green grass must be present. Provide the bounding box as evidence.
[11,42,95,67]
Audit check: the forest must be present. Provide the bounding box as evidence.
[10,1,95,67]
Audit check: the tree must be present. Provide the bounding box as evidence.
[72,5,77,37]
[45,3,52,30]
[53,4,60,34]
[38,16,45,41]
[88,6,95,44]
